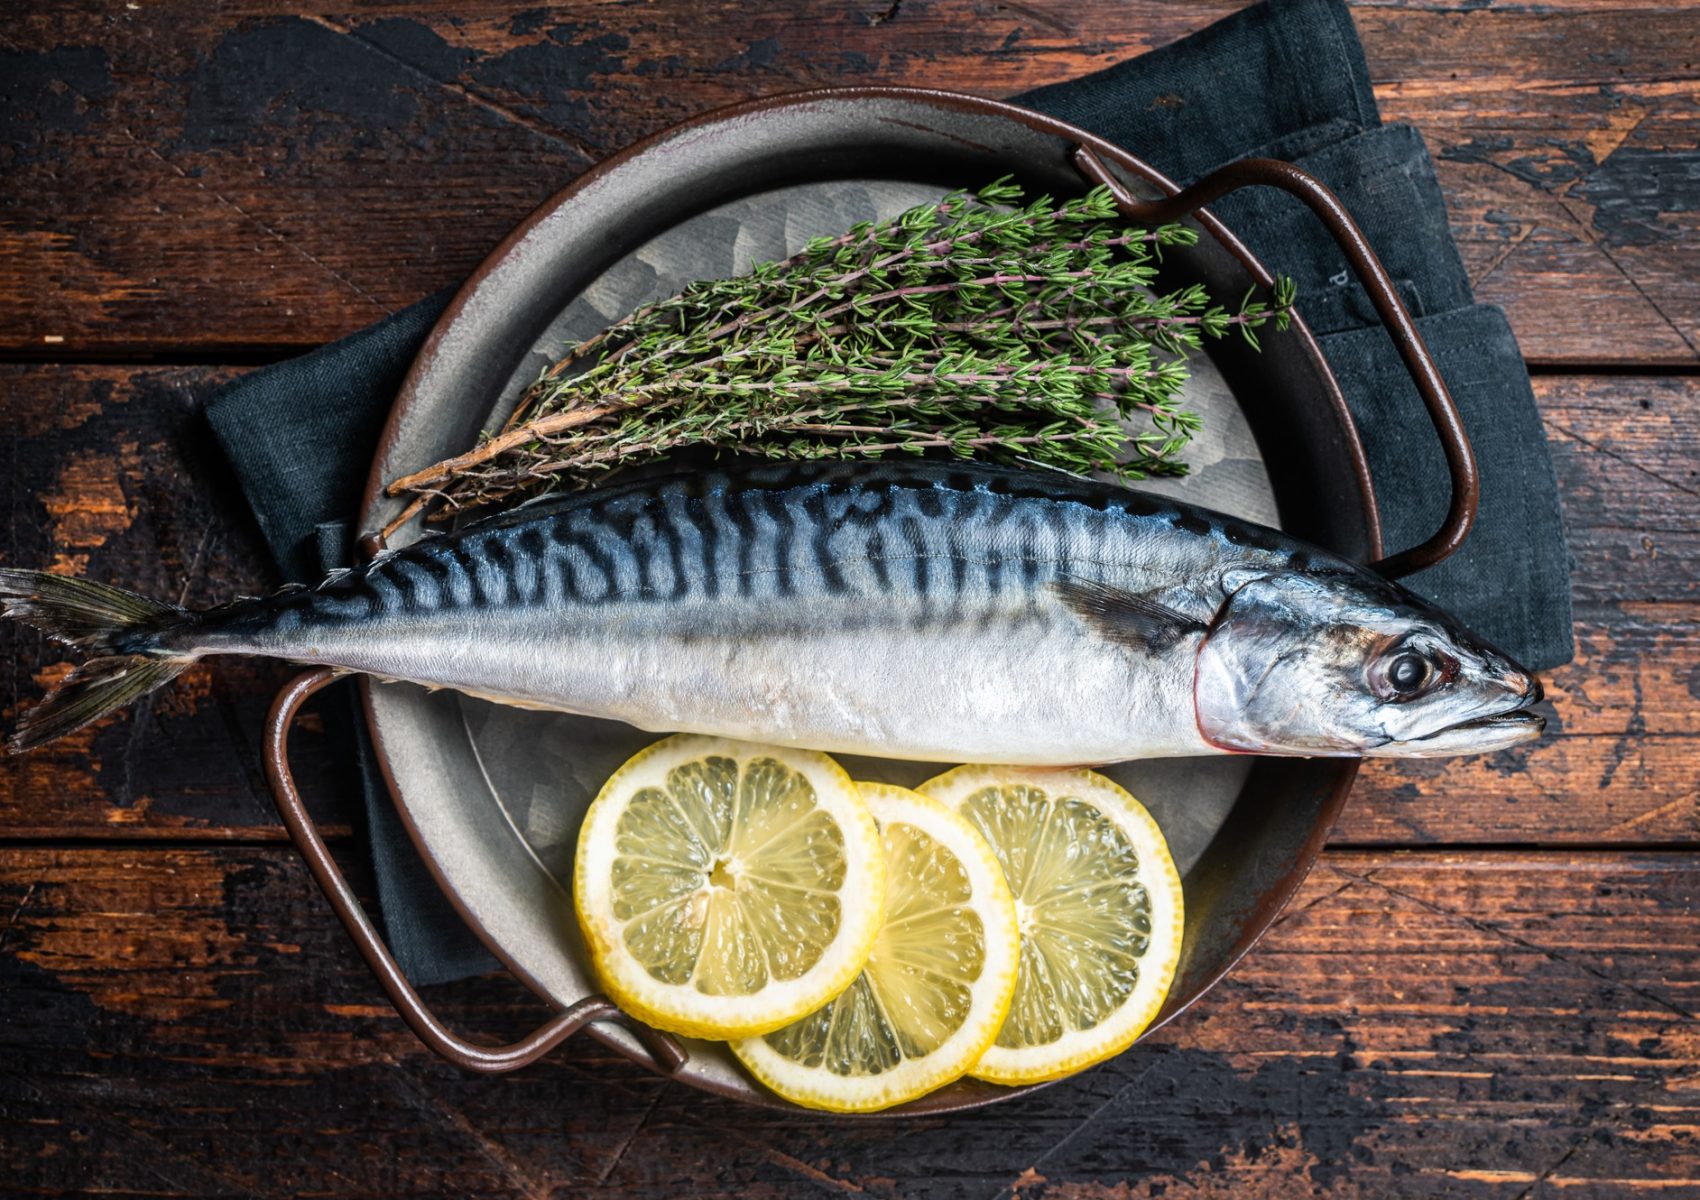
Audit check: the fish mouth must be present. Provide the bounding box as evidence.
[1430,709,1545,744]
[1387,688,1547,758]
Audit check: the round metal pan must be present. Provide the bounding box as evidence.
[265,87,1476,1115]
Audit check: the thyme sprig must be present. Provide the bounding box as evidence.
[386,179,1294,525]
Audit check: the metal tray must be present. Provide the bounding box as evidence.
[264,88,1476,1114]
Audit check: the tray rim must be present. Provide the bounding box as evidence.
[353,84,1379,1114]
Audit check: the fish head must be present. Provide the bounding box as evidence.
[1194,569,1545,758]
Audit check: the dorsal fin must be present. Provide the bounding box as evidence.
[1050,579,1206,653]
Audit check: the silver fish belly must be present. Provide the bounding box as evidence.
[185,464,1276,763]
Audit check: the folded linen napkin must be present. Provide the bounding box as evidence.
[206,0,1571,984]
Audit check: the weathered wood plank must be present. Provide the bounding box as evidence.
[1,366,1694,844]
[0,365,355,838]
[1540,375,1700,609]
[1369,7,1700,368]
[1,847,1695,1197]
[1,2,1694,362]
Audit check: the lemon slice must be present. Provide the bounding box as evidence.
[732,783,1020,1112]
[918,765,1183,1086]
[574,735,885,1039]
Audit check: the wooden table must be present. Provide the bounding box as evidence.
[3,3,1696,1195]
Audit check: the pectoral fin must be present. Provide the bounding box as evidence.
[1050,579,1206,653]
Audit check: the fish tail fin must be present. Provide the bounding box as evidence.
[8,655,191,754]
[0,569,194,753]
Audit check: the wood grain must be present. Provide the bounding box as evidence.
[2,2,1695,363]
[0,364,357,839]
[1,846,1695,1197]
[2,366,1693,845]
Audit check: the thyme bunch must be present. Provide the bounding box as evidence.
[386,179,1294,525]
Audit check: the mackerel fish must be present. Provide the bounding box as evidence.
[0,461,1544,760]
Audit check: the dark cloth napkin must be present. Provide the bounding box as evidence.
[205,0,1573,985]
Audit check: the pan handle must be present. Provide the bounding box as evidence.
[263,667,688,1076]
[1071,147,1478,578]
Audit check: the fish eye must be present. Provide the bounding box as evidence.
[1388,652,1430,695]
[1371,642,1448,703]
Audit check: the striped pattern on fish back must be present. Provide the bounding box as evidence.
[235,462,1320,637]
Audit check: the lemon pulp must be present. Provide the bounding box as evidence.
[732,783,1019,1111]
[919,766,1183,1085]
[575,736,885,1039]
